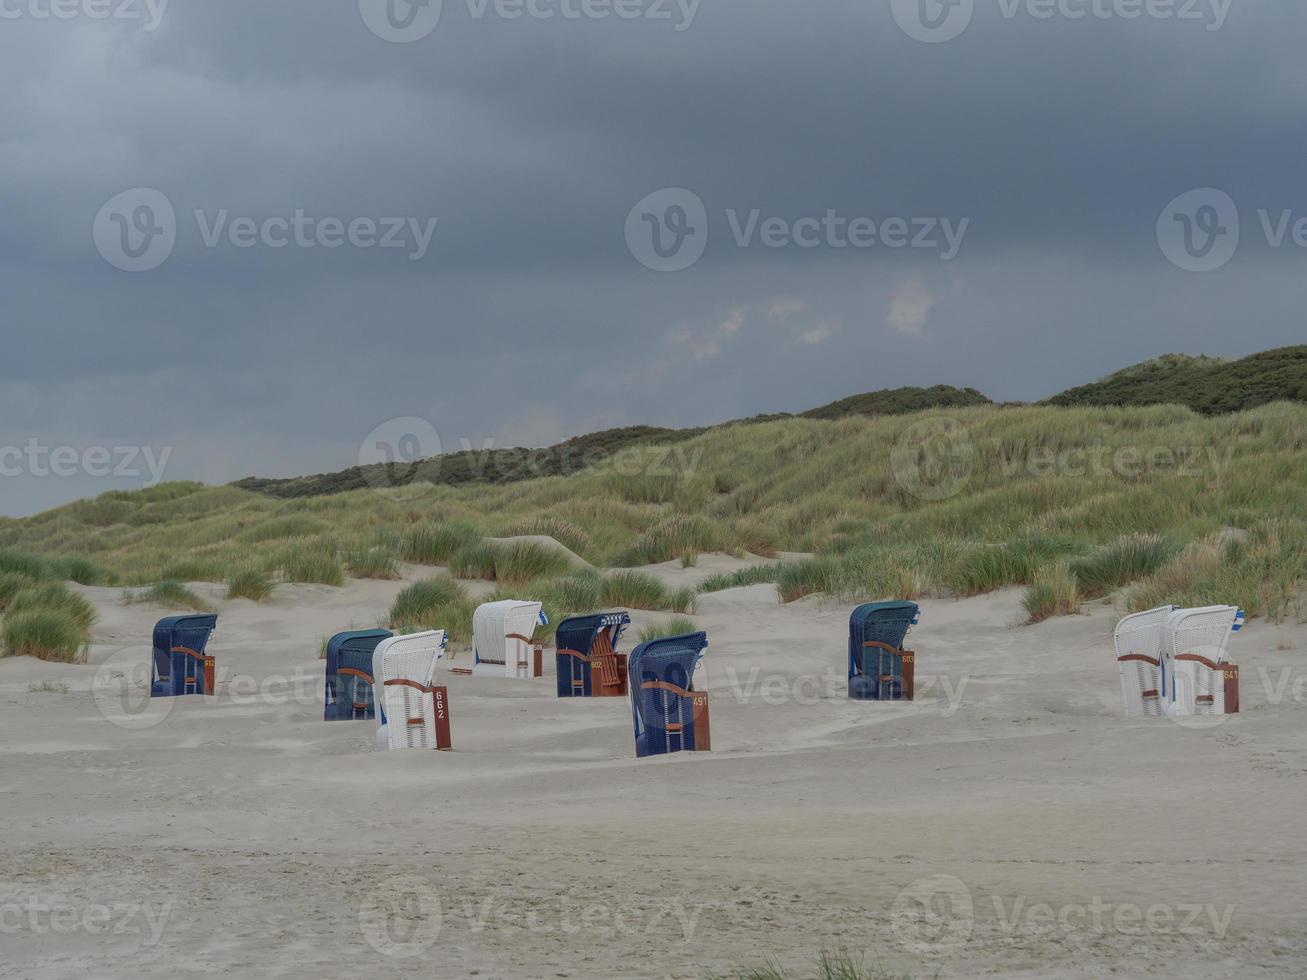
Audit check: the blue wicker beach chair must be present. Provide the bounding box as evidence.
[324,629,393,721]
[848,601,919,701]
[150,614,218,698]
[629,631,710,758]
[555,612,631,698]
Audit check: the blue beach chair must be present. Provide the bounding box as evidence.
[324,629,393,721]
[629,631,710,758]
[150,614,218,698]
[555,612,631,698]
[848,601,918,701]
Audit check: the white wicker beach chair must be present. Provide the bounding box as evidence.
[1165,606,1243,716]
[1114,606,1177,717]
[470,600,546,679]
[372,630,450,751]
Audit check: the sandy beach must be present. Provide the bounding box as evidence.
[2,556,1305,979]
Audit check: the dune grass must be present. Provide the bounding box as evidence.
[1023,562,1083,623]
[226,567,276,602]
[708,950,909,980]
[346,547,401,580]
[6,402,1307,624]
[698,565,783,594]
[389,577,476,645]
[2,610,89,663]
[125,580,213,612]
[7,583,97,631]
[637,616,700,644]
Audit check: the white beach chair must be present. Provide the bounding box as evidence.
[372,630,450,751]
[1114,606,1177,717]
[1165,606,1243,716]
[470,600,546,679]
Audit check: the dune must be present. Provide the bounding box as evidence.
[1,574,1305,978]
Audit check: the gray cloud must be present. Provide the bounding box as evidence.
[1,1,1303,516]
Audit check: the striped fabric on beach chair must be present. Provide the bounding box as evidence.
[848,601,918,701]
[1166,606,1243,716]
[373,630,451,751]
[470,601,548,678]
[324,629,393,721]
[629,631,710,758]
[150,614,218,698]
[1114,606,1178,717]
[555,612,631,698]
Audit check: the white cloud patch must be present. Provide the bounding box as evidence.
[887,277,938,337]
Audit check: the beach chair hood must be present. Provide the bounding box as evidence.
[472,600,546,678]
[324,629,393,721]
[151,614,218,697]
[628,631,709,756]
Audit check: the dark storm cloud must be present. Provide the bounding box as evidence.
[2,0,1304,515]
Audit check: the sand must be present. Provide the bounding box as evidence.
[2,554,1305,979]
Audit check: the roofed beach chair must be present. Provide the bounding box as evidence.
[848,601,918,701]
[629,631,710,758]
[468,600,548,678]
[373,630,452,751]
[555,612,631,698]
[324,629,393,721]
[150,614,218,698]
[1165,606,1243,716]
[1114,606,1178,717]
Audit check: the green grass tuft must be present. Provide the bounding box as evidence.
[2,610,88,663]
[226,567,276,602]
[637,616,699,644]
[125,580,213,612]
[1023,562,1082,623]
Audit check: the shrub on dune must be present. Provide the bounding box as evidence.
[636,616,699,644]
[278,546,346,587]
[226,568,275,602]
[402,522,480,565]
[1069,533,1180,599]
[388,577,474,645]
[346,547,401,580]
[125,580,213,612]
[8,583,97,631]
[45,555,116,586]
[601,570,669,610]
[1,610,88,663]
[1022,562,1082,623]
[0,549,48,580]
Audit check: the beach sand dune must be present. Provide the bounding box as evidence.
[2,570,1305,978]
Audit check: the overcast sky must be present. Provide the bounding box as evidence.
[1,0,1302,516]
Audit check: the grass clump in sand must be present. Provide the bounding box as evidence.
[347,546,401,580]
[1069,533,1180,599]
[2,610,89,663]
[698,565,782,594]
[389,577,475,645]
[277,544,346,587]
[637,616,700,644]
[226,567,276,601]
[1022,562,1082,623]
[125,580,213,612]
[708,949,910,980]
[402,522,480,565]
